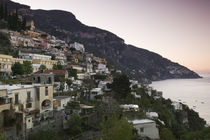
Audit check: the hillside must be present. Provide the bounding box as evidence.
[2,0,201,83]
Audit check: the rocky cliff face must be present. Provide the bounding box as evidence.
[3,0,201,83]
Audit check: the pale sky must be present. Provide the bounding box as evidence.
[13,0,210,73]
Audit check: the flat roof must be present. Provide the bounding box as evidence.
[130,119,155,125]
[54,96,71,100]
[0,84,51,91]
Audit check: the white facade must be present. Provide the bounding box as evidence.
[98,81,111,91]
[146,112,159,119]
[32,64,41,73]
[90,88,103,100]
[172,101,183,110]
[69,42,85,53]
[120,104,139,112]
[19,52,51,60]
[77,73,85,80]
[54,96,72,111]
[130,119,160,140]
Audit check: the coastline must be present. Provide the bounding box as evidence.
[150,75,210,124]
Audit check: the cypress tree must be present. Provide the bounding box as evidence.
[4,4,7,20]
[0,3,4,20]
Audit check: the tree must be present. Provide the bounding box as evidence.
[21,17,26,31]
[12,62,24,75]
[31,130,58,140]
[39,65,47,70]
[0,130,5,140]
[68,113,82,136]
[160,128,175,140]
[101,116,134,140]
[53,64,63,70]
[51,54,56,60]
[69,69,77,79]
[111,74,131,99]
[23,61,33,74]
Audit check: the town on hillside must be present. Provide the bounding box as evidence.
[0,4,208,140]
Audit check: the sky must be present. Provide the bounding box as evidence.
[13,0,210,73]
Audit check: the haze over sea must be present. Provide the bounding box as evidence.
[151,74,210,124]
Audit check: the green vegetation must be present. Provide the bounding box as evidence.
[69,69,77,79]
[101,116,134,140]
[39,64,47,70]
[181,127,210,140]
[23,61,33,74]
[11,62,24,75]
[12,61,33,75]
[30,130,58,140]
[0,3,26,31]
[67,113,82,136]
[111,74,131,99]
[53,64,63,70]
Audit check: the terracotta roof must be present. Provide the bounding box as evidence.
[34,70,67,75]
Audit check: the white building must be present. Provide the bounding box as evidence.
[69,42,85,53]
[146,112,159,119]
[130,119,160,140]
[120,104,139,112]
[19,52,51,60]
[53,96,72,111]
[172,101,183,110]
[90,88,103,100]
[77,73,86,80]
[98,81,111,92]
[96,63,108,73]
[32,64,41,73]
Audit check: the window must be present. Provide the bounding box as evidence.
[36,88,40,101]
[15,94,19,104]
[45,87,48,96]
[140,127,144,133]
[27,91,31,100]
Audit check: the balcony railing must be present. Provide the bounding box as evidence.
[42,105,51,110]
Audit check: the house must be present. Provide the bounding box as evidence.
[172,101,183,110]
[120,104,139,112]
[32,59,57,70]
[96,63,108,73]
[54,82,69,92]
[69,42,85,53]
[19,52,51,60]
[130,119,160,140]
[90,88,103,100]
[0,54,13,76]
[146,112,159,119]
[98,81,111,91]
[53,96,72,111]
[33,71,54,85]
[34,70,68,82]
[77,73,86,80]
[0,84,53,130]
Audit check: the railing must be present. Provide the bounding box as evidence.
[42,105,51,110]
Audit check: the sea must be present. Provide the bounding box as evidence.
[150,74,210,124]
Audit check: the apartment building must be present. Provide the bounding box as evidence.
[0,84,53,130]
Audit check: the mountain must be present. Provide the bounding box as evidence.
[2,0,201,83]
